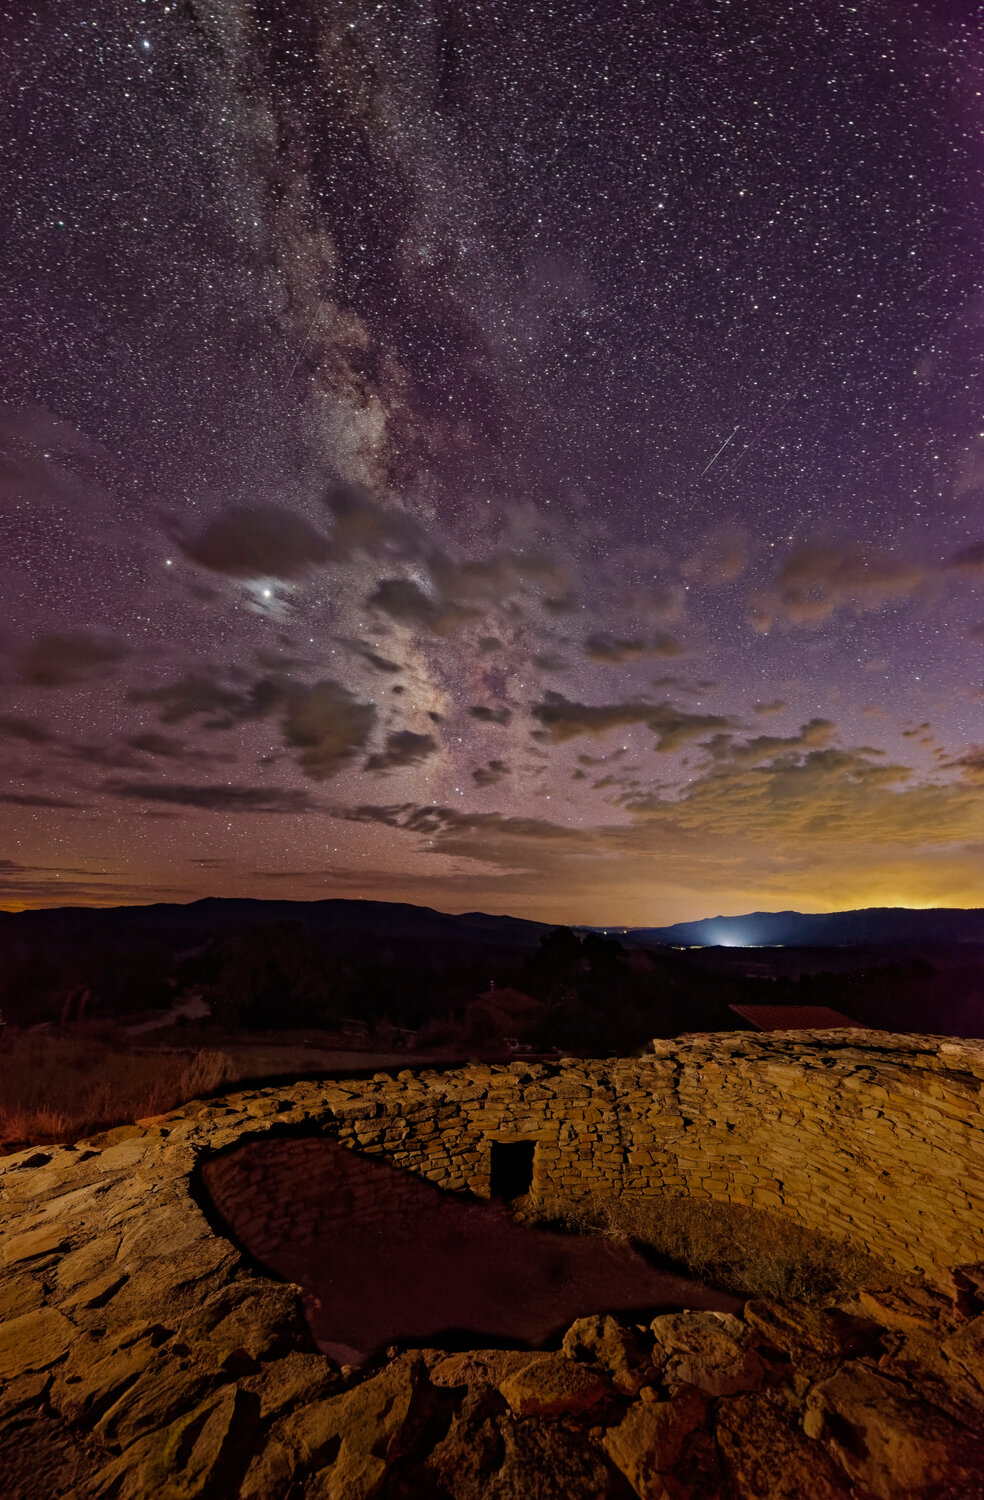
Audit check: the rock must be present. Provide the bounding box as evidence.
[0,1370,50,1420]
[498,1352,612,1416]
[803,1362,976,1498]
[1,1226,68,1266]
[650,1312,767,1397]
[0,1306,75,1380]
[854,1286,950,1335]
[60,1267,128,1313]
[430,1348,544,1389]
[56,1233,121,1291]
[563,1313,652,1395]
[241,1352,445,1500]
[602,1386,706,1499]
[50,1324,168,1424]
[715,1391,851,1498]
[178,1280,307,1367]
[744,1299,878,1365]
[0,1272,43,1321]
[241,1351,338,1419]
[942,1314,984,1395]
[94,1349,216,1449]
[84,1386,256,1500]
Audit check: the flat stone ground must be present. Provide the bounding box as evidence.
[203,1138,740,1364]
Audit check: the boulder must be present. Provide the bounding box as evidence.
[602,1386,706,1499]
[715,1391,851,1498]
[650,1312,767,1396]
[942,1314,984,1396]
[563,1313,653,1395]
[803,1362,976,1498]
[498,1352,612,1416]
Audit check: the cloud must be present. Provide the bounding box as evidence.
[969,623,984,642]
[753,700,787,716]
[947,542,984,579]
[0,713,53,744]
[472,759,510,787]
[280,679,376,779]
[431,550,573,609]
[0,791,84,808]
[584,632,683,663]
[102,780,318,814]
[751,542,927,629]
[531,692,735,749]
[175,504,332,579]
[938,748,984,784]
[700,718,837,767]
[17,632,128,687]
[369,578,478,635]
[364,730,437,772]
[129,671,282,728]
[469,705,513,725]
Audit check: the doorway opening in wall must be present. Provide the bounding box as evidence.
[489,1140,536,1199]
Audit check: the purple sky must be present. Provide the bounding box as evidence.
[1,0,983,923]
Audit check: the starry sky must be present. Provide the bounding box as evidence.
[1,0,983,924]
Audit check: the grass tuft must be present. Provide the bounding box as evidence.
[0,1030,235,1149]
[525,1189,886,1303]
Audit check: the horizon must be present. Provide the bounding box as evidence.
[2,2,983,921]
[1,891,980,926]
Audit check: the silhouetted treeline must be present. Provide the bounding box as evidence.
[1,899,981,1047]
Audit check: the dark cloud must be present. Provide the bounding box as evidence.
[102,780,318,813]
[584,631,683,663]
[472,759,510,787]
[753,700,788,716]
[700,718,836,767]
[947,542,984,579]
[280,680,376,780]
[346,802,574,842]
[969,623,984,642]
[325,483,418,557]
[469,705,513,725]
[175,504,332,580]
[531,692,735,750]
[0,791,83,808]
[364,730,437,772]
[369,578,478,635]
[0,713,54,744]
[17,632,127,687]
[129,671,283,728]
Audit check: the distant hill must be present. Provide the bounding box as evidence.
[0,896,553,963]
[622,907,984,948]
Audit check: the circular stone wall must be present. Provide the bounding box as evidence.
[2,1028,984,1496]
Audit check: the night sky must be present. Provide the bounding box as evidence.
[1,0,983,924]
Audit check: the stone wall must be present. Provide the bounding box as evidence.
[282,1030,984,1282]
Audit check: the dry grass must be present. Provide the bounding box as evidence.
[0,1029,236,1149]
[526,1189,886,1303]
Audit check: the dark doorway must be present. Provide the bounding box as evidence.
[489,1140,536,1199]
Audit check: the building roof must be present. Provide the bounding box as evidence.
[729,1003,862,1031]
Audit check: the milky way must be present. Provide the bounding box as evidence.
[1,0,983,922]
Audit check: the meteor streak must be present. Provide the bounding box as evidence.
[698,426,739,479]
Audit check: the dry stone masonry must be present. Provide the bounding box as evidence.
[2,1029,984,1496]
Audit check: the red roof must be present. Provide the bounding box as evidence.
[729,1004,862,1031]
